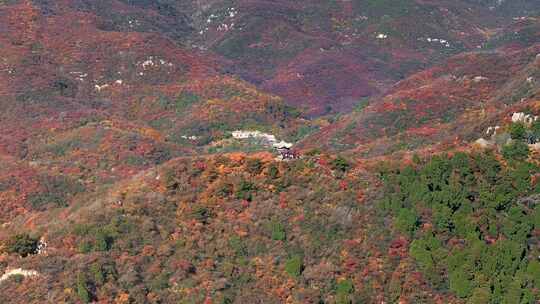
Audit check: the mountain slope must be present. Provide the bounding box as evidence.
[29,0,540,114]
[2,147,540,303]
[0,0,311,220]
[301,18,540,155]
[1,1,540,304]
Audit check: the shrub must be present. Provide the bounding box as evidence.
[270,221,286,241]
[192,207,213,224]
[94,230,114,251]
[353,97,370,112]
[90,263,105,286]
[8,274,25,284]
[28,192,66,209]
[235,180,256,201]
[45,137,82,157]
[469,287,491,304]
[412,153,422,165]
[28,175,85,210]
[395,208,419,236]
[509,122,526,140]
[336,279,354,304]
[125,155,146,166]
[229,236,248,257]
[149,272,170,291]
[267,164,279,179]
[331,156,351,172]
[76,272,91,303]
[175,91,200,113]
[292,125,319,141]
[78,241,92,254]
[285,255,304,277]
[449,268,473,298]
[502,141,529,161]
[528,260,540,288]
[5,234,39,257]
[216,183,233,198]
[304,148,321,157]
[246,158,263,174]
[531,120,540,141]
[52,77,77,97]
[75,219,124,253]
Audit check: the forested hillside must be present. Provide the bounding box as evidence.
[0,0,539,303]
